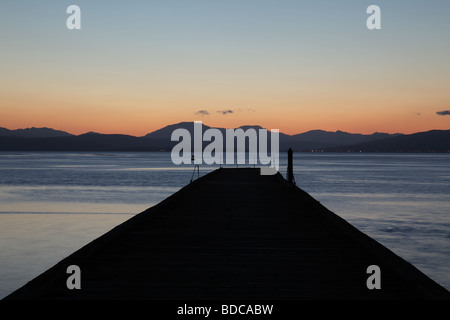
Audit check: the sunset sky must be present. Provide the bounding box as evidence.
[1,0,449,136]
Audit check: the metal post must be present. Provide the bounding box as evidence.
[287,148,294,185]
[190,165,200,183]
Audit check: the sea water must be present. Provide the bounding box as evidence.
[0,152,449,298]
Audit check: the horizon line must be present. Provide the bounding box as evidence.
[0,122,415,137]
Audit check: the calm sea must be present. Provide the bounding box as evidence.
[0,152,449,298]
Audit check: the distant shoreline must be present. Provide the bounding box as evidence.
[1,123,449,153]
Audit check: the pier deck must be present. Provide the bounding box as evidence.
[5,168,449,299]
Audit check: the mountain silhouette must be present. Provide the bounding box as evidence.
[0,123,448,152]
[290,130,400,147]
[144,122,212,140]
[326,130,450,153]
[0,127,73,138]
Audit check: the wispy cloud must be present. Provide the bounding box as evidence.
[196,108,254,116]
[195,110,210,116]
[217,109,234,115]
[436,110,450,116]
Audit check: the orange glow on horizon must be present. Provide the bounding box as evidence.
[1,1,449,140]
[1,86,448,136]
[1,109,448,137]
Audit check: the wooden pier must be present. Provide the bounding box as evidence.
[4,168,449,300]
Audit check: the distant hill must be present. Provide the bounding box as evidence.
[0,134,160,152]
[0,123,448,152]
[291,130,401,147]
[326,130,450,153]
[144,122,212,140]
[284,130,402,151]
[0,127,73,138]
[144,123,401,151]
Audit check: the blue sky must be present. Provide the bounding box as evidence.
[1,1,449,135]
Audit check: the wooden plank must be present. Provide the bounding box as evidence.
[4,168,449,300]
